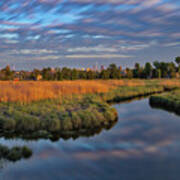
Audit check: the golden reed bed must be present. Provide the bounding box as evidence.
[0,80,145,103]
[0,79,179,103]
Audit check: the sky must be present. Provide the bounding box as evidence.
[0,0,180,70]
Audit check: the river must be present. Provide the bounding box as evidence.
[0,98,180,180]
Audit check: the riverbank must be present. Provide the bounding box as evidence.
[0,95,117,138]
[150,89,180,115]
[0,79,179,139]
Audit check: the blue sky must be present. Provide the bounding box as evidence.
[0,0,180,70]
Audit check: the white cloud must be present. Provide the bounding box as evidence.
[10,49,57,55]
[67,45,117,53]
[65,54,132,58]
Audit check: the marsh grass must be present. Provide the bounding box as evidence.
[0,95,117,135]
[150,89,180,114]
[0,79,177,103]
[0,79,179,138]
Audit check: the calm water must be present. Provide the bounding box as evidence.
[1,98,180,180]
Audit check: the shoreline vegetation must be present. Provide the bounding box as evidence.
[150,89,180,115]
[0,95,118,138]
[0,79,179,139]
[0,145,32,162]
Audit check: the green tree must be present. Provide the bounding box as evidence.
[153,61,160,69]
[2,65,14,80]
[133,63,141,78]
[108,64,119,79]
[100,70,110,79]
[175,57,180,66]
[71,69,78,80]
[126,68,133,79]
[167,62,176,78]
[157,69,161,79]
[144,62,152,78]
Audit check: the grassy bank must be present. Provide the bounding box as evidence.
[0,145,32,162]
[150,89,180,115]
[0,95,117,137]
[101,85,175,103]
[0,80,145,103]
[0,79,179,139]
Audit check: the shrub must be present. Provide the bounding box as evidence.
[3,118,16,131]
[62,118,73,131]
[22,146,32,158]
[7,147,22,161]
[71,112,82,129]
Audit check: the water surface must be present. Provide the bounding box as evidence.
[0,98,180,180]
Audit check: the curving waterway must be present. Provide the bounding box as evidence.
[0,98,180,180]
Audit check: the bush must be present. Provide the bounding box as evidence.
[22,146,33,158]
[71,112,82,129]
[7,147,22,161]
[62,118,73,131]
[47,118,61,132]
[3,118,16,131]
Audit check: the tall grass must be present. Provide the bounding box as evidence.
[0,79,178,103]
[0,80,112,103]
[0,79,179,138]
[150,89,180,114]
[0,95,118,136]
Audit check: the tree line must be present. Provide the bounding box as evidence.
[0,57,180,80]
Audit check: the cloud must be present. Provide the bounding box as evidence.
[65,54,133,59]
[0,0,179,69]
[10,49,57,55]
[164,42,180,47]
[67,45,118,53]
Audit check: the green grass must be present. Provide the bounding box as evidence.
[0,82,177,139]
[101,85,166,103]
[0,95,117,137]
[150,89,180,114]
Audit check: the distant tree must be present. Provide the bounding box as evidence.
[62,67,71,80]
[178,66,180,76]
[153,61,160,69]
[133,62,141,78]
[56,69,63,80]
[167,62,176,78]
[2,65,13,80]
[144,62,153,78]
[71,69,78,80]
[157,69,161,79]
[79,71,87,79]
[100,70,110,79]
[175,57,180,66]
[160,62,168,78]
[126,68,133,79]
[87,71,96,79]
[42,68,53,80]
[108,64,119,79]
